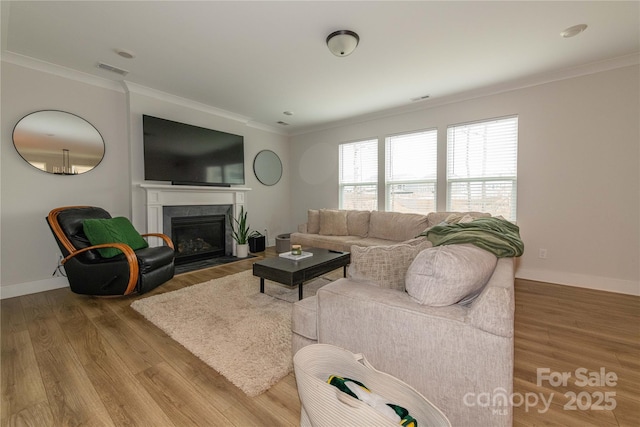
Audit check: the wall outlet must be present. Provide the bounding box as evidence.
[538,248,548,259]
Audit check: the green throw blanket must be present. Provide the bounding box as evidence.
[418,217,524,258]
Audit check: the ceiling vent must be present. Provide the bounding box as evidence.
[411,95,430,102]
[97,62,129,76]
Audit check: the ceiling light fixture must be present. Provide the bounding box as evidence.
[560,24,588,38]
[283,111,294,116]
[326,30,359,57]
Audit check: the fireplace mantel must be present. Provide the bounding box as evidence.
[139,184,251,254]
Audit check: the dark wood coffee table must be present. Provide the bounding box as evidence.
[252,247,350,300]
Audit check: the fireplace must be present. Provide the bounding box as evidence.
[140,184,249,261]
[171,215,226,264]
[162,204,234,264]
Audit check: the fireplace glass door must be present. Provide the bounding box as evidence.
[171,215,225,264]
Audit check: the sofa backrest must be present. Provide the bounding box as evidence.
[368,211,429,241]
[426,211,492,228]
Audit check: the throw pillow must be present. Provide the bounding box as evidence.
[405,244,497,306]
[346,210,370,237]
[347,240,433,291]
[307,209,320,234]
[319,209,348,236]
[83,217,149,258]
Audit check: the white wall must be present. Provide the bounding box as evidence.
[1,62,130,297]
[290,65,640,295]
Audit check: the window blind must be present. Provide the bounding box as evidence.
[447,116,518,220]
[339,139,378,210]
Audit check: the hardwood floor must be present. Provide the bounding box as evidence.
[2,248,638,426]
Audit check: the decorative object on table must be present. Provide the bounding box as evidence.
[248,230,266,253]
[291,244,302,255]
[229,206,251,258]
[279,250,313,261]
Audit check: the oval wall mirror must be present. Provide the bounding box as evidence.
[253,150,282,186]
[12,110,105,175]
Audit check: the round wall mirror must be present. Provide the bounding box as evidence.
[253,150,282,186]
[12,110,105,175]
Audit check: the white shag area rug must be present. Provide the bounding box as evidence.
[131,269,332,396]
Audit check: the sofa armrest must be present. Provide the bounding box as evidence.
[298,223,308,233]
[468,257,515,337]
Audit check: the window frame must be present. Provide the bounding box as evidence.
[384,128,438,214]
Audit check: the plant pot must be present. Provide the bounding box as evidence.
[236,243,249,258]
[248,235,266,253]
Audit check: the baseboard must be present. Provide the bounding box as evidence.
[0,276,69,300]
[516,268,640,296]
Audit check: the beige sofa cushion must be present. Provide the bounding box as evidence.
[405,244,497,306]
[368,211,428,241]
[347,240,433,291]
[346,210,370,237]
[307,209,320,234]
[319,209,348,236]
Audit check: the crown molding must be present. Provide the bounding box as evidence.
[122,82,286,135]
[245,120,288,136]
[1,51,125,92]
[122,81,253,125]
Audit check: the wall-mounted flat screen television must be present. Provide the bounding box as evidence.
[142,115,245,186]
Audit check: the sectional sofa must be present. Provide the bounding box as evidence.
[290,209,515,426]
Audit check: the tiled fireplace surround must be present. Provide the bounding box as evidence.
[139,184,251,257]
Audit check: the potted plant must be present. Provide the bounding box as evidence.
[248,230,266,253]
[229,206,251,258]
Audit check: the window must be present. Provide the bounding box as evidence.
[385,129,437,213]
[339,139,378,210]
[447,116,518,220]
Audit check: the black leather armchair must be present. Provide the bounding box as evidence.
[47,206,175,296]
